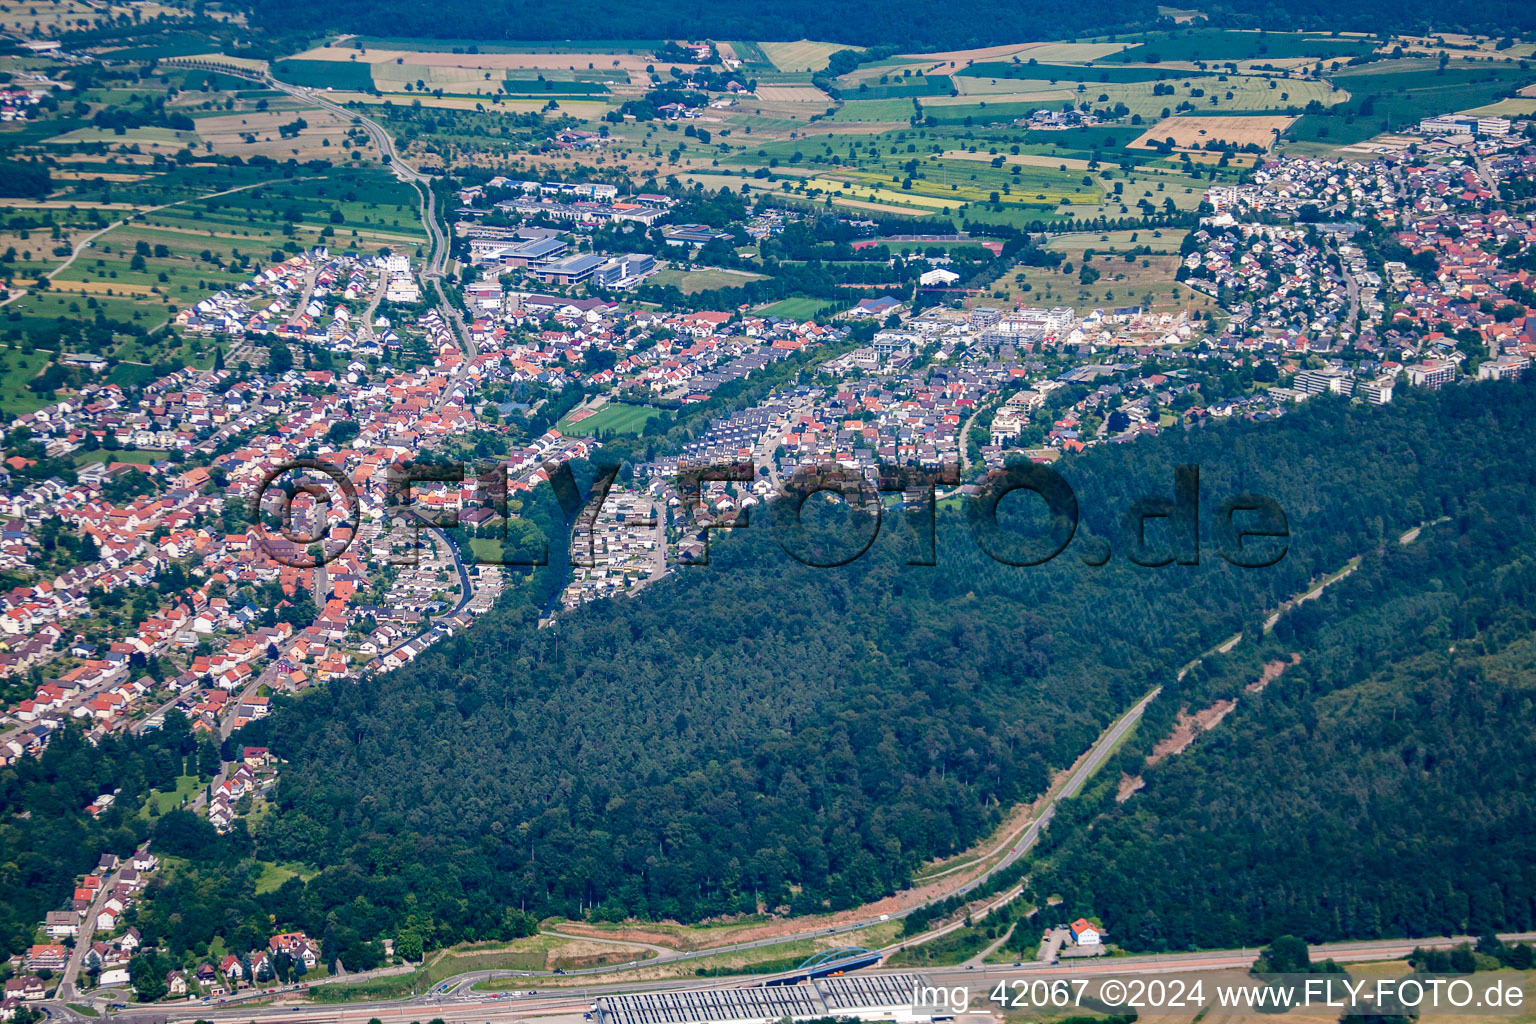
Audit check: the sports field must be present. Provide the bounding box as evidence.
[558,403,663,436]
[756,297,846,320]
[648,267,769,293]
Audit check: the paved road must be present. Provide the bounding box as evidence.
[1342,263,1360,334]
[181,63,471,376]
[60,60,1508,1024]
[430,685,1164,993]
[0,177,299,312]
[1476,153,1503,203]
[250,71,481,654]
[57,859,131,999]
[94,931,1536,1024]
[372,517,475,666]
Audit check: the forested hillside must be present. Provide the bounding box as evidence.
[236,0,1536,52]
[124,376,1535,962]
[16,382,1527,966]
[0,718,222,960]
[244,0,1148,49]
[1031,486,1536,949]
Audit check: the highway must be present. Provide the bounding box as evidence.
[96,932,1536,1024]
[61,681,1162,1024]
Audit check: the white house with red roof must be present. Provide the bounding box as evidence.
[1069,918,1101,946]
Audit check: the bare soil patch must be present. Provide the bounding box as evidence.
[1147,698,1237,766]
[1248,653,1301,693]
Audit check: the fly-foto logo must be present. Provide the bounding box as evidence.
[249,458,1288,571]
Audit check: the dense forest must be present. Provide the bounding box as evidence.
[153,378,1536,962]
[15,381,1536,970]
[235,0,1536,52]
[1031,465,1536,948]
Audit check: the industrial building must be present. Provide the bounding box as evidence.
[592,253,658,289]
[534,252,608,285]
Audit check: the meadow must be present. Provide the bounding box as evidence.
[758,40,851,74]
[648,266,769,293]
[957,62,1211,84]
[0,347,55,417]
[272,57,376,90]
[1,24,1409,374]
[1,157,423,358]
[1102,28,1378,64]
[980,228,1219,315]
[1288,58,1535,146]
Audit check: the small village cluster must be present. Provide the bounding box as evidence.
[0,75,49,122]
[5,807,323,1012]
[5,848,153,1014]
[1193,138,1536,396]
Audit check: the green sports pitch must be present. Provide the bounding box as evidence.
[557,403,663,436]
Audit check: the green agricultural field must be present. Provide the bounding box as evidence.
[730,41,774,68]
[1102,28,1377,64]
[0,347,54,418]
[104,32,218,60]
[44,125,200,148]
[176,69,263,92]
[958,62,1211,84]
[1288,59,1536,147]
[927,73,1333,123]
[828,98,923,122]
[272,58,375,91]
[846,74,955,99]
[760,40,852,74]
[980,228,1219,315]
[921,100,1050,125]
[829,163,1101,208]
[1,164,422,353]
[501,78,611,95]
[558,402,663,436]
[351,37,671,53]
